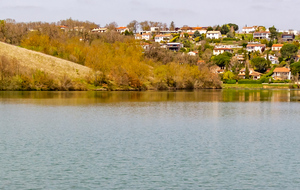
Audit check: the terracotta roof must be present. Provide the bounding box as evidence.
[214,48,233,50]
[254,31,270,34]
[240,68,254,72]
[116,27,127,30]
[193,27,202,30]
[273,67,290,73]
[272,44,283,47]
[247,44,266,47]
[142,33,151,36]
[243,27,255,29]
[155,34,172,37]
[207,31,221,34]
[251,71,262,76]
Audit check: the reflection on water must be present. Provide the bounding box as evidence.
[1,90,300,189]
[0,89,300,105]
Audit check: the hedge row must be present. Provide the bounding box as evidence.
[224,80,236,84]
[238,79,262,84]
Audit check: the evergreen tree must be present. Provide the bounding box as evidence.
[245,65,250,79]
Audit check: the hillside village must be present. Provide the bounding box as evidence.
[1,19,300,90]
[88,23,300,84]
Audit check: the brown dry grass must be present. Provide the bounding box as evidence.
[0,42,92,79]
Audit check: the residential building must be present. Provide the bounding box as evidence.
[272,67,291,80]
[155,34,172,42]
[167,43,183,52]
[264,54,279,64]
[279,30,299,35]
[206,31,222,39]
[188,51,198,56]
[180,26,194,33]
[151,27,159,33]
[253,31,270,40]
[142,33,152,41]
[246,44,266,53]
[135,34,142,40]
[272,44,283,51]
[199,29,207,34]
[116,27,129,33]
[242,26,256,33]
[238,68,262,80]
[213,48,233,55]
[91,28,107,33]
[236,54,245,63]
[282,33,295,42]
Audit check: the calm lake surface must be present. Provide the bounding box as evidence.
[1,89,300,189]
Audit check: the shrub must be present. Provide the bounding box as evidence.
[260,76,273,83]
[225,79,236,84]
[238,79,262,84]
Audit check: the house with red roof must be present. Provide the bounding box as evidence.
[242,26,256,33]
[272,44,283,51]
[272,67,291,80]
[188,51,199,56]
[116,27,129,33]
[238,68,262,80]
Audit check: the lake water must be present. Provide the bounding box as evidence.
[1,90,300,189]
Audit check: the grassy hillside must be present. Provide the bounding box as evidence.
[0,42,94,91]
[0,42,91,79]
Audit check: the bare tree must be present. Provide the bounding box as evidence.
[127,20,139,33]
[105,22,118,30]
[169,21,175,31]
[140,21,150,31]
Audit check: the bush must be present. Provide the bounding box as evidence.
[260,76,273,83]
[273,79,291,83]
[225,79,236,84]
[222,37,239,41]
[238,79,262,84]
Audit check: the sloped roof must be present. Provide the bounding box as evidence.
[273,67,290,73]
[272,44,283,47]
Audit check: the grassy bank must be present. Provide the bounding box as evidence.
[223,83,293,89]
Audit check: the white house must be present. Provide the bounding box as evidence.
[242,26,256,33]
[213,48,233,55]
[253,31,270,40]
[272,44,283,51]
[246,44,266,53]
[272,67,291,80]
[151,27,159,33]
[238,68,262,80]
[279,30,299,36]
[206,31,222,39]
[91,28,107,33]
[264,54,279,64]
[135,34,142,40]
[199,29,207,34]
[188,51,198,56]
[154,34,172,43]
[142,33,152,41]
[116,27,129,33]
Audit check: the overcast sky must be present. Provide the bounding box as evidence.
[0,0,299,31]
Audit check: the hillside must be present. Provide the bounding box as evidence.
[0,42,91,79]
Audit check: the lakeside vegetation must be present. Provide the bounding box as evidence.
[0,19,221,91]
[1,18,300,91]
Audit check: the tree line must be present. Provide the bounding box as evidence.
[0,18,222,90]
